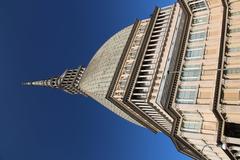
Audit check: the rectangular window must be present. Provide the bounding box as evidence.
[176,85,198,104]
[182,120,202,133]
[189,0,207,12]
[181,111,202,133]
[228,47,240,52]
[189,30,206,42]
[225,122,240,138]
[192,16,208,25]
[224,68,240,75]
[181,64,202,81]
[229,28,240,33]
[185,46,205,60]
[231,11,240,17]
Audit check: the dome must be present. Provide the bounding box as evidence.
[79,25,142,126]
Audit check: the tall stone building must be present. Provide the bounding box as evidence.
[24,0,240,159]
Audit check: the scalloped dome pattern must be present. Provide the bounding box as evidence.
[80,25,141,126]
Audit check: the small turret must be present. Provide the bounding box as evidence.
[23,66,86,95]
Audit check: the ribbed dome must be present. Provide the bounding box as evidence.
[80,25,142,126]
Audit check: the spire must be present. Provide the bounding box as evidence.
[22,77,59,88]
[23,66,86,95]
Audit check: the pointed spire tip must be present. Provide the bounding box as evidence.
[22,82,32,86]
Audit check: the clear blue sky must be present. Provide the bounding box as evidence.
[0,0,192,160]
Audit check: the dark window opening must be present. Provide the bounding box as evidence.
[148,45,157,50]
[144,56,154,59]
[135,83,148,87]
[224,122,240,138]
[142,61,152,65]
[137,77,148,81]
[153,28,162,32]
[134,89,147,93]
[151,36,159,40]
[141,66,151,70]
[139,71,150,76]
[131,95,146,99]
[146,50,155,54]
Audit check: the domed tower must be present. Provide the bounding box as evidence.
[24,4,179,140]
[24,2,180,135]
[23,3,196,158]
[24,1,239,159]
[24,24,143,126]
